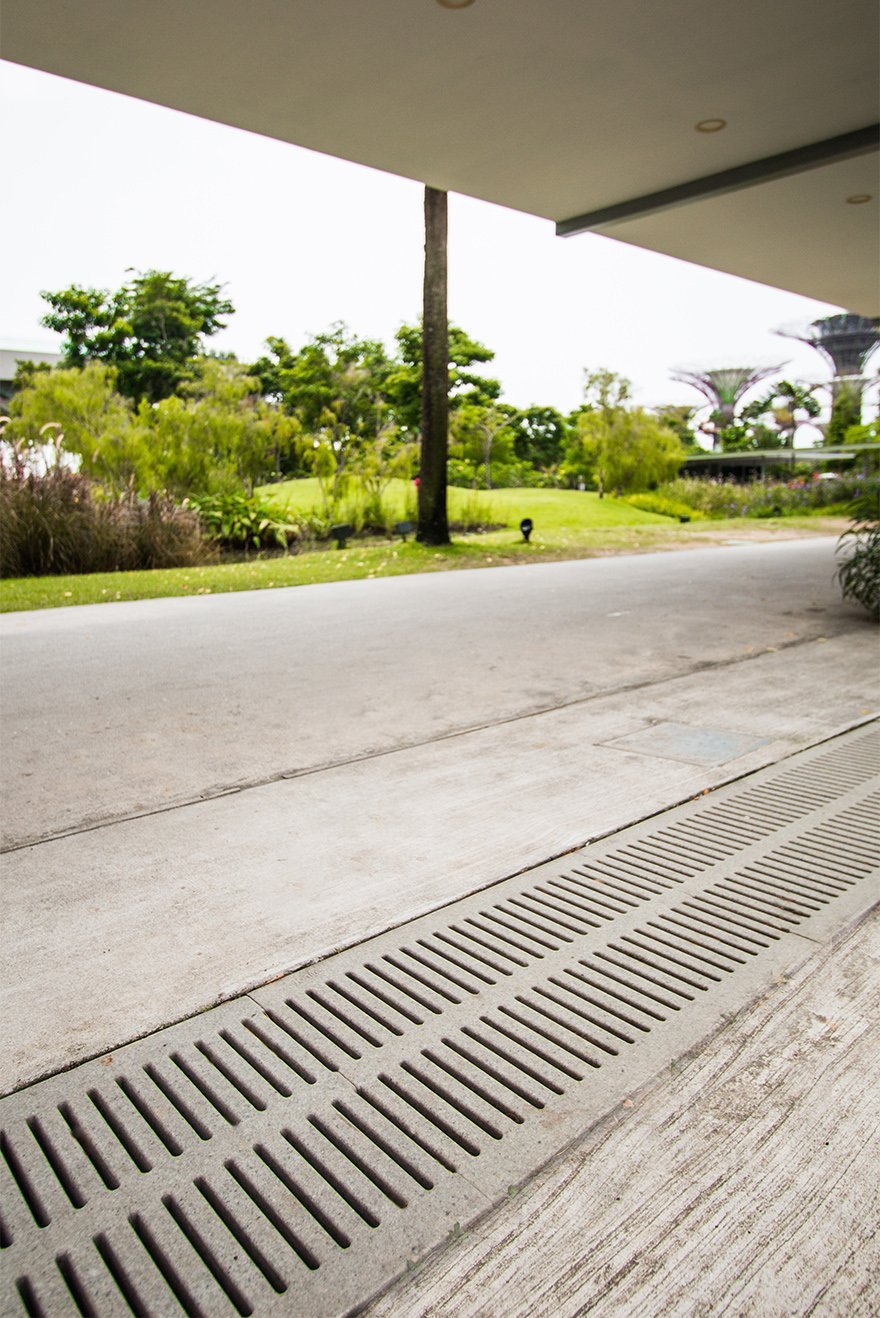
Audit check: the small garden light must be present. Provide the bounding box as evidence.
[330,523,353,549]
[520,517,533,543]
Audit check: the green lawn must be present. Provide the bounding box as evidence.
[260,478,671,530]
[0,511,848,613]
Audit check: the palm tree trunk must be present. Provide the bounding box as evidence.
[418,186,450,545]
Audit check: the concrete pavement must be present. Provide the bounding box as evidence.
[0,537,857,850]
[1,537,877,1097]
[364,906,880,1318]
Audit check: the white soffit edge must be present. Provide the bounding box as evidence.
[2,0,878,312]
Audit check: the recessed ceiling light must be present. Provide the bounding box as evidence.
[695,118,727,133]
[846,193,872,204]
[436,0,475,7]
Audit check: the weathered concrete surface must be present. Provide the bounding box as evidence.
[0,538,860,849]
[365,908,880,1318]
[1,628,876,1095]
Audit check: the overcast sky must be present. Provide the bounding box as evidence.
[2,59,866,428]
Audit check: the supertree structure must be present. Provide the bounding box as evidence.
[671,365,783,448]
[775,314,880,440]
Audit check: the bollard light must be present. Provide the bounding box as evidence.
[520,517,533,543]
[330,523,353,549]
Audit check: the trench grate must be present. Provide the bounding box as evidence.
[1,725,878,1316]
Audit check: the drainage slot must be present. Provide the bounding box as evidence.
[195,1177,287,1294]
[368,961,445,1013]
[169,1054,239,1126]
[129,1212,201,1315]
[262,1009,338,1073]
[356,1087,458,1173]
[281,1129,380,1228]
[194,1042,267,1112]
[29,1116,88,1207]
[441,1038,545,1110]
[308,985,386,1046]
[240,1018,316,1085]
[218,1031,293,1098]
[383,951,463,1003]
[332,1100,434,1190]
[497,1004,600,1068]
[87,1090,152,1173]
[115,1076,183,1156]
[345,970,421,1027]
[143,1064,212,1141]
[56,1251,95,1317]
[479,1014,583,1081]
[163,1194,253,1315]
[515,993,619,1056]
[282,1001,361,1061]
[400,1062,501,1141]
[378,1074,481,1158]
[93,1231,146,1315]
[436,928,513,976]
[248,1146,344,1255]
[308,1116,408,1209]
[15,1276,43,1317]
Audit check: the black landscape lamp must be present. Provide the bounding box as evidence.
[330,523,353,549]
[520,518,533,543]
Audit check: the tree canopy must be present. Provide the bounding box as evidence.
[564,369,683,495]
[384,322,501,436]
[40,270,234,403]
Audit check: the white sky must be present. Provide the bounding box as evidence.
[2,59,869,429]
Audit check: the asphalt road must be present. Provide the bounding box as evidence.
[0,538,860,850]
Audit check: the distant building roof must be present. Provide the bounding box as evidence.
[0,347,63,383]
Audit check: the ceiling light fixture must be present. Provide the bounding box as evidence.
[436,0,475,7]
[846,193,872,204]
[695,118,727,133]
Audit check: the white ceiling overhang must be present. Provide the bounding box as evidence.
[3,0,878,313]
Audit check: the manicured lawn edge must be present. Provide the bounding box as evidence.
[0,517,847,613]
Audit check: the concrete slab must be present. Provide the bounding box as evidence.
[0,538,862,850]
[365,907,880,1318]
[3,736,875,1316]
[1,630,876,1095]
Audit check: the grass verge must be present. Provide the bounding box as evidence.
[0,516,848,613]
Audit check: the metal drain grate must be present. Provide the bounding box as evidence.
[2,725,878,1317]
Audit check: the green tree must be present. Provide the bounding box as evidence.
[40,270,234,403]
[7,362,147,490]
[385,321,501,437]
[654,405,699,451]
[510,405,568,470]
[565,369,683,495]
[825,384,863,446]
[450,403,517,489]
[734,379,820,449]
[145,358,300,497]
[251,324,393,491]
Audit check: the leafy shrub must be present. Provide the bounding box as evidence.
[447,457,559,489]
[449,491,498,532]
[836,486,880,619]
[658,475,871,519]
[625,492,704,522]
[0,453,209,577]
[186,491,298,550]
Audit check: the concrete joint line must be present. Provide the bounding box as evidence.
[0,631,839,856]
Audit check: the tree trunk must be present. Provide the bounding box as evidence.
[418,186,450,544]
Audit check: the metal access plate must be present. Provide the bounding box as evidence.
[601,721,770,766]
[1,724,878,1317]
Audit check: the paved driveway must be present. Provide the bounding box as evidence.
[0,538,857,850]
[1,538,877,1093]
